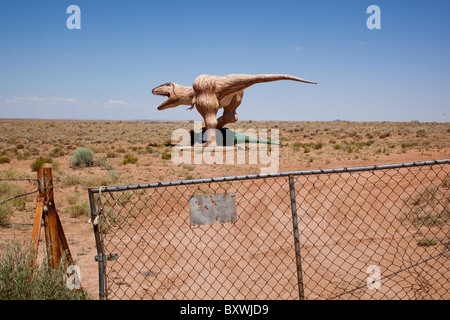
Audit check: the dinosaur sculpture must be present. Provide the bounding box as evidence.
[152,74,317,146]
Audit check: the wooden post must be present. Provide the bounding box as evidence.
[32,166,72,269]
[30,197,44,268]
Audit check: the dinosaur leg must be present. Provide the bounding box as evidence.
[217,92,243,129]
[203,114,219,147]
[195,93,219,147]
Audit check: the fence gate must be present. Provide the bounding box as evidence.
[88,159,450,300]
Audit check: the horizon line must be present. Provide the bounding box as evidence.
[0,117,448,124]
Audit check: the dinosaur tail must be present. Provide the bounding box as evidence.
[234,133,282,146]
[242,74,317,85]
[217,74,317,96]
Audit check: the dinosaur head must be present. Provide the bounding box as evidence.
[152,82,194,110]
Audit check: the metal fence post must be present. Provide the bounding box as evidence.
[288,174,305,300]
[88,189,107,300]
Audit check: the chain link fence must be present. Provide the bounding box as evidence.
[88,159,450,300]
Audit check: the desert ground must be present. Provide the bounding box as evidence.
[0,118,449,299]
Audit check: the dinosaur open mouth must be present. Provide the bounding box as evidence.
[152,90,173,110]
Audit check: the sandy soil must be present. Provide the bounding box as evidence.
[0,119,449,299]
[97,159,449,300]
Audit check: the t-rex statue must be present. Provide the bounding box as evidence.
[152,74,317,146]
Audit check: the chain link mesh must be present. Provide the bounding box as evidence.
[89,160,449,300]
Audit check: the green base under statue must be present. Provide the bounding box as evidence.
[189,128,281,147]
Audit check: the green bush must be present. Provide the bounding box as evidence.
[13,198,26,211]
[70,147,94,168]
[69,202,89,218]
[291,142,301,151]
[161,149,172,160]
[0,240,90,300]
[0,181,26,224]
[123,154,138,165]
[62,174,81,187]
[30,160,44,172]
[67,193,79,206]
[417,238,438,247]
[30,156,56,172]
[442,177,450,188]
[98,156,113,170]
[50,146,65,158]
[314,142,324,150]
[0,202,12,225]
[0,157,11,164]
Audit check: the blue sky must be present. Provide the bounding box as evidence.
[0,0,449,122]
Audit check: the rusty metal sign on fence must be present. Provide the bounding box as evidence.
[189,192,237,226]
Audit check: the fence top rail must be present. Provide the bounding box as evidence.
[88,158,450,194]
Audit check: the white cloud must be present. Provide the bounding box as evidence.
[1,96,147,108]
[103,99,147,109]
[52,97,77,102]
[107,99,129,105]
[0,96,148,119]
[4,96,77,104]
